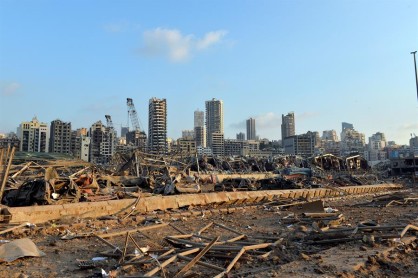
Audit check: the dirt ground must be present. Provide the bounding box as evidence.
[0,186,417,278]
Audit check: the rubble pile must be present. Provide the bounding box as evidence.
[0,147,383,207]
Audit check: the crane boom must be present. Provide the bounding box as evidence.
[127,98,141,131]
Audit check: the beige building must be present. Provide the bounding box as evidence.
[211,132,224,156]
[17,117,49,152]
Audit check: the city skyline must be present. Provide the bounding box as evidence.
[1,1,417,144]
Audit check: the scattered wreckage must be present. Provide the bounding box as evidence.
[0,147,417,277]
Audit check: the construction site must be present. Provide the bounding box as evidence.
[0,144,417,278]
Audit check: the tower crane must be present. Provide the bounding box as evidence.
[105,115,114,129]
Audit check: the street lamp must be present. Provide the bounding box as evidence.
[411,51,418,101]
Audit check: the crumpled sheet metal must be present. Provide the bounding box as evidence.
[0,238,45,262]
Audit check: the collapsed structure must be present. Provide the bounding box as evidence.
[0,145,417,277]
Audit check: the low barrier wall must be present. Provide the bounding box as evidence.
[8,183,402,224]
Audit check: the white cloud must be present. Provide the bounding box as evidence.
[196,30,228,50]
[140,28,228,62]
[1,82,21,96]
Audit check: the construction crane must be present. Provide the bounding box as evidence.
[127,98,141,131]
[105,115,114,129]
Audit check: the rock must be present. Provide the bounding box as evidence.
[301,253,311,261]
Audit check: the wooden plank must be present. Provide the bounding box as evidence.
[177,255,224,272]
[197,222,213,235]
[98,223,169,239]
[225,248,246,273]
[144,248,200,277]
[0,223,27,235]
[213,222,243,236]
[93,234,122,254]
[174,236,220,278]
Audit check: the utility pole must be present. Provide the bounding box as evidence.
[411,51,418,101]
[411,51,418,186]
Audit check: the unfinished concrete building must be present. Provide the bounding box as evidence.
[49,119,71,154]
[148,98,167,154]
[17,117,49,152]
[205,98,224,149]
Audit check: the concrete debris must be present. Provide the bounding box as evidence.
[0,238,45,262]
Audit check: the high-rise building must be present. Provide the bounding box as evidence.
[17,117,49,152]
[194,109,204,128]
[205,98,224,149]
[281,112,295,142]
[49,119,71,154]
[148,97,167,154]
[246,118,256,141]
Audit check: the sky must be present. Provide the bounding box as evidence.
[0,0,417,145]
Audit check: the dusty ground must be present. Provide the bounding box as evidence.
[0,186,417,278]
